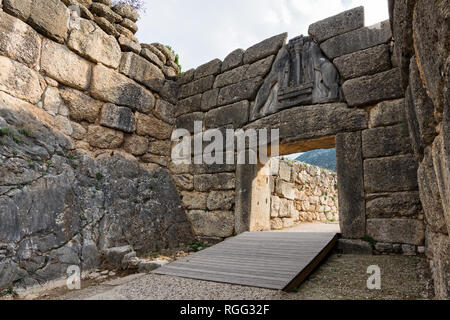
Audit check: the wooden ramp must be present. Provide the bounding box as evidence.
[154,232,339,291]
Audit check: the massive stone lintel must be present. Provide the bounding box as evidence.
[250,36,343,121]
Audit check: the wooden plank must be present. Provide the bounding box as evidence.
[154,231,338,291]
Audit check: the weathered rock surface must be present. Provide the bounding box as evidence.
[119,52,165,92]
[366,191,422,219]
[91,64,155,113]
[0,56,42,104]
[135,112,172,140]
[369,99,406,128]
[343,68,404,107]
[308,6,365,43]
[320,20,392,59]
[28,0,69,43]
[187,210,234,238]
[364,155,418,193]
[3,0,33,21]
[204,101,249,129]
[334,44,391,80]
[60,87,102,123]
[68,18,121,69]
[337,239,373,255]
[0,11,41,68]
[100,103,135,133]
[362,124,412,158]
[222,49,244,72]
[41,39,91,90]
[243,33,287,64]
[336,131,365,239]
[194,59,222,80]
[87,125,123,148]
[367,219,425,245]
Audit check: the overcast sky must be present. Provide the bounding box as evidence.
[136,0,389,71]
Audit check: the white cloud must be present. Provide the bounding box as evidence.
[136,0,389,71]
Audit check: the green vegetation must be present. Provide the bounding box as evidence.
[165,45,182,73]
[296,148,336,172]
[96,172,104,181]
[361,235,376,249]
[187,241,210,252]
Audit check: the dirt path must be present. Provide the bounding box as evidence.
[25,253,431,300]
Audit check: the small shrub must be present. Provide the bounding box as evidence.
[96,172,104,181]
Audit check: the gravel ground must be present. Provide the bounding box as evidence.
[48,253,432,300]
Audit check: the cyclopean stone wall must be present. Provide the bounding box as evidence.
[389,0,449,299]
[269,158,338,231]
[0,0,194,291]
[173,6,424,259]
[0,0,447,297]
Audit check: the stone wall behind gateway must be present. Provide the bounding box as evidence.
[269,158,339,230]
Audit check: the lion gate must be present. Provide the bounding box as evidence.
[173,7,424,253]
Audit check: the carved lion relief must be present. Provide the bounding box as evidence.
[250,36,343,121]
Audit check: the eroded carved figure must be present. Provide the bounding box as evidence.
[250,36,343,120]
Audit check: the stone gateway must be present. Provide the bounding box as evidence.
[0,0,448,298]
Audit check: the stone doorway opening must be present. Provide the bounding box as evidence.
[236,136,341,234]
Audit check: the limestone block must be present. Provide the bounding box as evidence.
[87,125,124,148]
[135,112,172,140]
[153,99,175,125]
[412,0,448,113]
[0,56,42,104]
[418,149,447,233]
[222,49,244,72]
[91,2,122,23]
[207,191,235,211]
[42,87,63,116]
[193,173,235,192]
[194,58,222,80]
[176,94,202,117]
[334,44,391,80]
[204,100,249,129]
[175,112,204,134]
[369,99,406,128]
[179,76,215,99]
[270,218,283,230]
[41,39,91,90]
[275,180,295,200]
[279,160,292,181]
[113,4,139,22]
[151,43,175,62]
[119,52,165,92]
[3,0,32,21]
[336,131,365,238]
[243,33,287,64]
[60,87,102,123]
[271,196,280,218]
[118,35,141,54]
[364,154,418,193]
[91,64,155,114]
[320,20,392,59]
[147,140,171,157]
[176,68,194,85]
[308,6,365,43]
[366,191,422,219]
[277,103,368,142]
[362,124,412,158]
[172,174,194,191]
[201,88,219,112]
[187,210,234,238]
[367,219,425,245]
[68,18,121,69]
[282,218,294,228]
[342,68,404,107]
[181,191,208,210]
[100,103,135,133]
[54,115,73,136]
[140,48,163,68]
[28,0,69,43]
[0,11,41,68]
[217,76,264,106]
[279,198,293,218]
